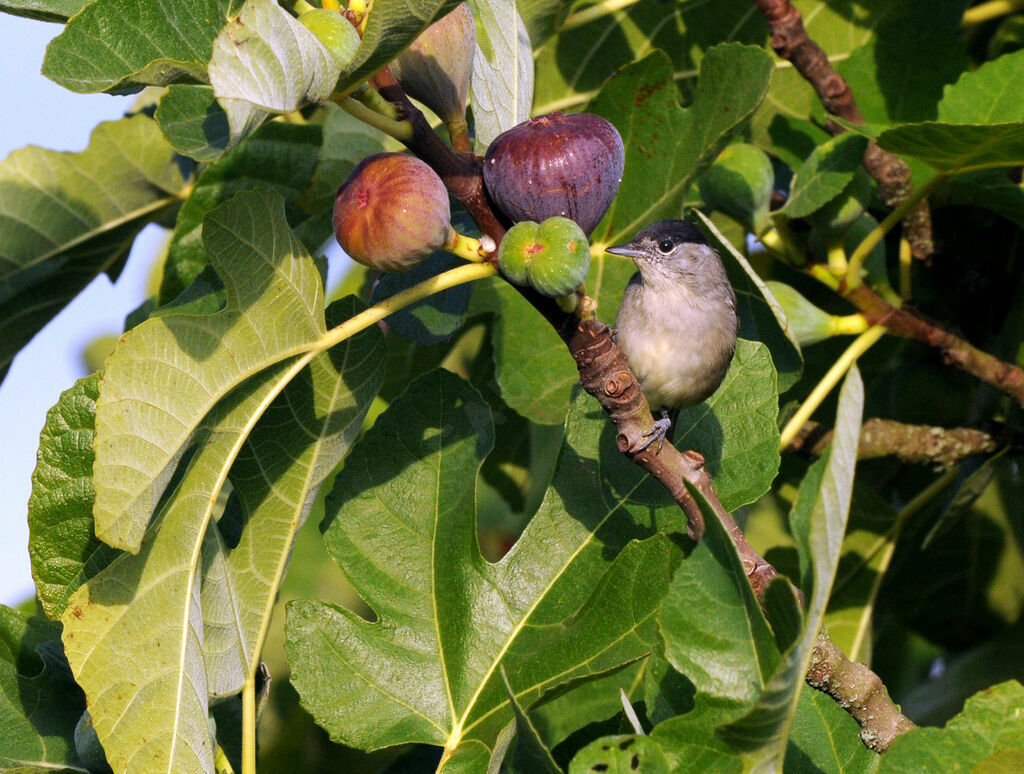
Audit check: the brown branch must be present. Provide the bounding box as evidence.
[790,418,1001,468]
[843,282,1024,407]
[364,70,912,753]
[753,0,934,258]
[807,628,917,753]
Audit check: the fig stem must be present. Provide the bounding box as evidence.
[826,241,848,275]
[352,83,404,123]
[318,262,497,351]
[444,228,488,263]
[336,96,414,141]
[290,0,316,14]
[899,237,913,299]
[779,325,887,450]
[829,313,870,337]
[962,0,1024,26]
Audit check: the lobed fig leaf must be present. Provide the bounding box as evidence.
[333,152,454,272]
[498,216,590,297]
[483,112,624,236]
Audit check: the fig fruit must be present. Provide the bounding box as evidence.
[483,112,624,236]
[391,4,475,125]
[808,167,872,238]
[333,153,453,272]
[498,216,590,297]
[698,143,774,233]
[298,8,360,67]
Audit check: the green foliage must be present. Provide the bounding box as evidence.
[4,1,1024,772]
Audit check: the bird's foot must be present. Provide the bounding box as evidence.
[632,409,673,453]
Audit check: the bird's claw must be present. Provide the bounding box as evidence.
[632,412,673,453]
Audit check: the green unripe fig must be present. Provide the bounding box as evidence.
[298,8,360,67]
[391,4,475,124]
[498,216,590,298]
[808,167,872,238]
[766,281,835,346]
[698,144,774,233]
[333,153,454,272]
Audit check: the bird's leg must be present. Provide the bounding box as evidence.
[633,407,673,453]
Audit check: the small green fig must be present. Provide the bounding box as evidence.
[391,4,475,124]
[298,8,360,67]
[334,153,454,272]
[808,167,872,238]
[498,216,590,297]
[698,143,774,233]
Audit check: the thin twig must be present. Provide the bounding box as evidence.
[752,0,934,258]
[789,418,1002,467]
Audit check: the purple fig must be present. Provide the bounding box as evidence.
[391,4,475,125]
[333,153,453,272]
[483,112,624,236]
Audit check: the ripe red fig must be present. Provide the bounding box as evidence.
[483,112,624,236]
[333,153,453,272]
[391,4,475,125]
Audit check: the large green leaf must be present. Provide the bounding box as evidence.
[880,680,1024,773]
[937,48,1024,124]
[0,0,86,22]
[62,204,381,774]
[585,45,773,319]
[781,134,870,220]
[834,1,966,125]
[469,0,534,151]
[208,0,341,146]
[62,364,290,774]
[287,376,684,764]
[821,486,899,663]
[0,114,188,383]
[673,339,780,512]
[155,85,234,162]
[871,122,1024,174]
[42,0,238,94]
[159,121,323,304]
[470,277,578,425]
[718,366,863,769]
[28,373,118,621]
[0,606,86,772]
[531,0,765,117]
[785,689,879,774]
[659,484,780,707]
[201,296,384,697]
[651,485,781,770]
[91,189,328,553]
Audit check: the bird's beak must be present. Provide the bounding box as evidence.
[605,243,643,259]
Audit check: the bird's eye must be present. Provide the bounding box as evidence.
[657,239,674,253]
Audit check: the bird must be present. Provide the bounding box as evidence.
[608,219,738,452]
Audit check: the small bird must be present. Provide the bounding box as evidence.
[608,220,738,451]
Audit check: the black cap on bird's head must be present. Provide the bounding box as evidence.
[605,219,709,261]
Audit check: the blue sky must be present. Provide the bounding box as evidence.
[0,13,140,606]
